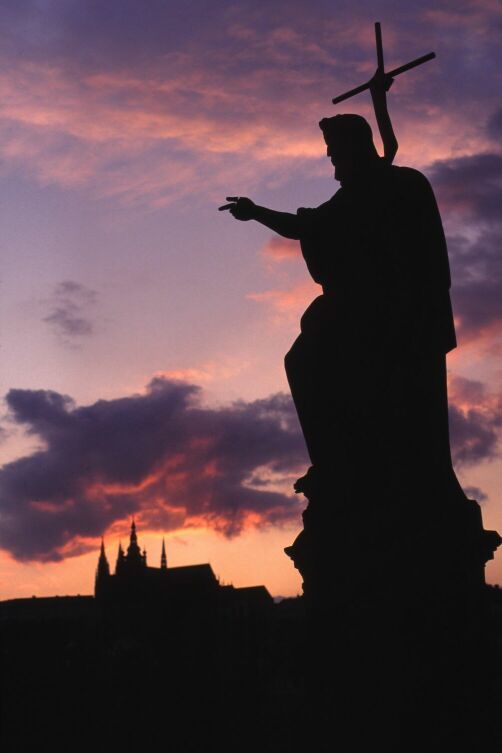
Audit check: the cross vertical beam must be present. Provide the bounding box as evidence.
[332,22,435,105]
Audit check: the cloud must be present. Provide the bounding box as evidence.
[447,229,502,342]
[0,378,307,562]
[261,236,301,261]
[430,152,502,225]
[463,486,488,503]
[1,371,501,563]
[487,108,502,139]
[424,153,502,342]
[448,375,502,467]
[158,358,249,384]
[423,1,502,28]
[43,280,98,343]
[247,281,320,323]
[0,2,499,204]
[0,54,324,205]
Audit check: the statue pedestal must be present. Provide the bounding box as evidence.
[285,470,501,751]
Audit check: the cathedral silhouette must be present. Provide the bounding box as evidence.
[95,519,273,613]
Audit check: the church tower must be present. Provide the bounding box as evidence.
[124,519,147,573]
[95,539,110,597]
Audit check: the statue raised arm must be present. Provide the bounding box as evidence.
[369,68,398,163]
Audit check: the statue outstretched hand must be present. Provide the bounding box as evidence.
[218,197,300,238]
[218,196,256,221]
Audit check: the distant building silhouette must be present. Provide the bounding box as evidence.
[1,521,305,753]
[95,520,273,615]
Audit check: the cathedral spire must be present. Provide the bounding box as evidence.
[160,538,167,569]
[125,518,146,570]
[115,540,125,575]
[95,538,110,597]
[127,518,141,555]
[130,518,138,546]
[98,539,109,572]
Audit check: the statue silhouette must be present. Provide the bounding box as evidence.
[221,55,501,750]
[221,73,457,501]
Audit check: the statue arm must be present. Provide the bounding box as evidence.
[253,205,301,239]
[219,197,301,239]
[220,197,331,284]
[370,71,398,164]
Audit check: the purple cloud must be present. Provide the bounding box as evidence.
[0,2,499,204]
[43,281,98,344]
[448,375,502,468]
[430,153,502,225]
[0,378,307,562]
[1,373,500,562]
[487,108,502,140]
[424,153,502,340]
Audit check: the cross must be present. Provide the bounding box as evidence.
[332,22,435,105]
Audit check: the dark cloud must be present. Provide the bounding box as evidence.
[448,228,502,340]
[487,108,502,139]
[0,1,218,69]
[448,375,502,468]
[449,403,500,467]
[463,486,487,503]
[430,152,502,225]
[425,153,502,340]
[43,280,98,343]
[0,378,307,562]
[1,374,500,563]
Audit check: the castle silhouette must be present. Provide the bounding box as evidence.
[95,519,273,613]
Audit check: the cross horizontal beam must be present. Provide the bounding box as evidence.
[332,23,435,105]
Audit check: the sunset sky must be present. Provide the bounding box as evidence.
[1,0,501,600]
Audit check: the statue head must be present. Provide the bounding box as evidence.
[319,114,379,182]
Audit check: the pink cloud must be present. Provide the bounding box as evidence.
[0,9,495,206]
[155,357,250,387]
[424,1,502,27]
[261,236,301,261]
[0,54,328,205]
[247,280,320,323]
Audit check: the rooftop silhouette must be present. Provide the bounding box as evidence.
[94,520,274,612]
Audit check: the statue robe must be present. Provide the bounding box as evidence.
[285,162,457,495]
